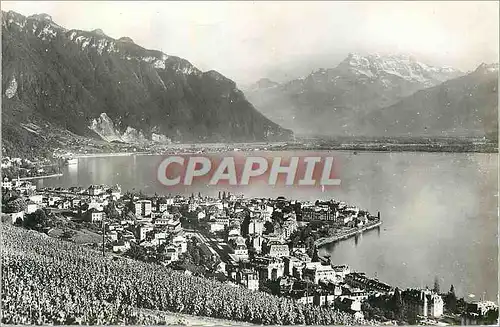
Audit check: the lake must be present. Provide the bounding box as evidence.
[37,151,498,300]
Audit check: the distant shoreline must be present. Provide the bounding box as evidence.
[281,143,498,154]
[57,139,498,159]
[66,147,498,158]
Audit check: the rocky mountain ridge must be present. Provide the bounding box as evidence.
[361,62,498,138]
[2,10,292,158]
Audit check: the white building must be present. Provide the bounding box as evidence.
[251,235,265,253]
[231,237,249,261]
[172,235,187,253]
[164,245,179,263]
[88,185,105,196]
[166,219,182,233]
[248,218,264,235]
[48,196,62,207]
[8,211,24,224]
[268,244,290,258]
[237,269,259,291]
[109,185,122,200]
[29,194,43,205]
[137,224,154,241]
[157,203,169,213]
[26,202,39,214]
[333,265,351,281]
[88,199,106,211]
[304,262,337,284]
[86,208,105,223]
[197,211,206,220]
[108,230,118,242]
[208,219,225,232]
[112,241,131,253]
[2,178,12,189]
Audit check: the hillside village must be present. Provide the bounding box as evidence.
[2,179,497,325]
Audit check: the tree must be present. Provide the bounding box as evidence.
[446,284,457,313]
[404,304,419,324]
[241,216,250,237]
[24,209,50,230]
[124,200,135,215]
[433,276,440,293]
[305,236,316,258]
[312,247,320,262]
[391,288,403,319]
[288,230,302,249]
[145,230,155,242]
[192,248,201,266]
[2,189,20,204]
[264,221,274,234]
[104,201,119,220]
[125,243,147,261]
[4,197,27,213]
[158,242,167,254]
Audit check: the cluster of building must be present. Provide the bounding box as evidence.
[461,300,499,325]
[1,180,453,322]
[401,288,445,318]
[105,196,187,263]
[301,199,380,228]
[1,157,25,169]
[2,180,194,265]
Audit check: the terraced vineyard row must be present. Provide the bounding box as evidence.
[1,224,358,325]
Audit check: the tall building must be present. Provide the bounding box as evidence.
[135,200,152,217]
[248,218,264,235]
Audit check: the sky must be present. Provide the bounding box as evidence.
[2,1,499,84]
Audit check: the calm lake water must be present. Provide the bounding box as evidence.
[38,151,498,300]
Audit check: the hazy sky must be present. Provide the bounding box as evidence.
[2,1,499,84]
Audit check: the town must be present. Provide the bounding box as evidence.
[1,178,498,325]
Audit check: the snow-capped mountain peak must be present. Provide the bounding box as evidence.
[337,53,462,86]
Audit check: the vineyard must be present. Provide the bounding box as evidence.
[1,223,360,325]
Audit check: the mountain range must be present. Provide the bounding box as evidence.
[1,11,292,158]
[2,10,497,160]
[246,53,498,138]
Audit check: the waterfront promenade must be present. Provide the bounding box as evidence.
[18,173,63,181]
[315,220,382,247]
